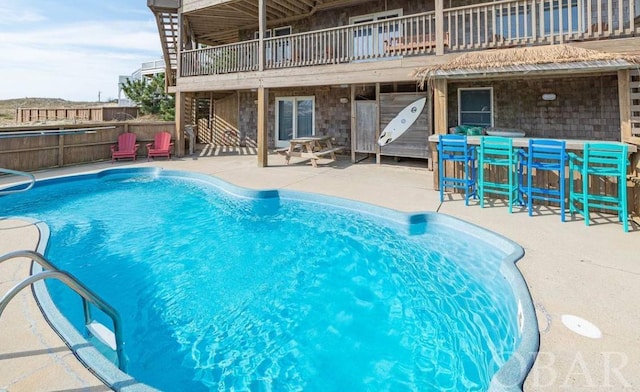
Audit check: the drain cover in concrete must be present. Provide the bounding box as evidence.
[561,314,602,339]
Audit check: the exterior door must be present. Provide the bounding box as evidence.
[276,96,315,147]
[273,26,292,64]
[355,101,378,153]
[350,9,402,59]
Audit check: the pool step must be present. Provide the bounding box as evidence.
[87,321,117,351]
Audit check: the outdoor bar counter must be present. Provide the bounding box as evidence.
[428,134,640,217]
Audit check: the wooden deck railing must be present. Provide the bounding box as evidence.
[264,11,438,68]
[180,11,438,76]
[444,0,637,50]
[179,0,638,77]
[181,40,259,76]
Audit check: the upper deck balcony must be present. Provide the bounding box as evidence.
[182,0,234,13]
[177,0,640,79]
[148,0,181,11]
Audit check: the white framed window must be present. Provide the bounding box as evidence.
[349,9,403,24]
[541,0,581,35]
[273,26,292,36]
[349,9,403,58]
[458,88,493,127]
[254,29,272,40]
[495,0,581,39]
[275,96,315,147]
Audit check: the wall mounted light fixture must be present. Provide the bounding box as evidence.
[339,97,349,104]
[542,93,557,101]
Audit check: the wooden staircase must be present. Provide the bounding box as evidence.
[148,0,179,88]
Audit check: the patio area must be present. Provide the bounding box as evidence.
[1,149,638,391]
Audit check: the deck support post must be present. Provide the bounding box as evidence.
[435,0,444,56]
[175,91,185,157]
[618,69,631,142]
[350,84,356,163]
[375,83,381,165]
[433,79,448,135]
[258,0,266,72]
[257,87,269,167]
[432,78,448,190]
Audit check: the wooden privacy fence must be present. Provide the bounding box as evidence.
[0,122,176,172]
[15,107,139,123]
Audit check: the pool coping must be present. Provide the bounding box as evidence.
[10,167,539,391]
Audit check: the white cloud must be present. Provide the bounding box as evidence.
[0,5,46,24]
[0,43,151,101]
[0,18,162,101]
[0,20,160,52]
[103,3,152,17]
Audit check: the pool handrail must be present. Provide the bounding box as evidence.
[0,250,127,372]
[0,168,36,196]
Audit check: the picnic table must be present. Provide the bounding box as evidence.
[275,135,344,168]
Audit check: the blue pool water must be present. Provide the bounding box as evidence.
[0,168,534,391]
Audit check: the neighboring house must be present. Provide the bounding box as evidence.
[117,59,166,107]
[147,0,640,166]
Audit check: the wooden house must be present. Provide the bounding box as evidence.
[147,0,640,168]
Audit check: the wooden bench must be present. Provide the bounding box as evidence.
[384,33,449,55]
[313,147,344,157]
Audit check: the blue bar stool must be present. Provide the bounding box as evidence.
[477,136,518,212]
[517,139,568,221]
[438,134,477,206]
[568,142,629,232]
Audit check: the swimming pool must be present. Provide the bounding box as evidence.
[0,167,537,391]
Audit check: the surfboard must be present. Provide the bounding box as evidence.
[377,97,427,146]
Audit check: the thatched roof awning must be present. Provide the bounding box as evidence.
[415,45,640,86]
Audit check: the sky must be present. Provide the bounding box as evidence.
[0,0,162,102]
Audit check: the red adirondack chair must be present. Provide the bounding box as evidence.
[147,131,173,160]
[111,133,139,162]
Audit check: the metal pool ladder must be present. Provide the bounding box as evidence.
[0,168,36,196]
[0,250,128,372]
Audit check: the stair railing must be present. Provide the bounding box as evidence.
[0,168,36,196]
[0,250,127,372]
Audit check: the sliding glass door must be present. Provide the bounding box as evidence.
[350,9,402,59]
[276,96,315,147]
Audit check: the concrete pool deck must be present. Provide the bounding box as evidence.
[1,149,638,391]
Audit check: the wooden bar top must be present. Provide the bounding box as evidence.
[289,135,331,142]
[428,135,638,152]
